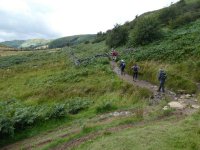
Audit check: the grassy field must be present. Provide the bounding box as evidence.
[0,50,30,57]
[0,41,199,149]
[0,42,152,147]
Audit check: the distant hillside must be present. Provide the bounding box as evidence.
[1,35,96,49]
[0,43,16,51]
[0,39,51,49]
[48,34,96,48]
[0,44,6,47]
[20,39,51,48]
[1,40,25,48]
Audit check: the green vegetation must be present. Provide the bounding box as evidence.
[20,39,51,49]
[0,44,9,48]
[0,98,91,136]
[95,101,117,114]
[106,24,128,48]
[0,40,25,48]
[48,34,96,48]
[0,42,149,146]
[129,16,162,46]
[92,32,107,44]
[1,0,200,149]
[0,39,50,49]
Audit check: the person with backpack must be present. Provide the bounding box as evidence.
[120,60,126,75]
[158,68,167,93]
[131,64,139,81]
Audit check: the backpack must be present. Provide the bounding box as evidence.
[133,66,138,72]
[160,71,167,80]
[121,62,126,68]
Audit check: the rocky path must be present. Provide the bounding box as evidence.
[111,61,199,114]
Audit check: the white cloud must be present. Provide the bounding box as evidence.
[0,0,179,41]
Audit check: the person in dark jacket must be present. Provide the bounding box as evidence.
[120,60,126,75]
[131,64,139,81]
[158,68,167,93]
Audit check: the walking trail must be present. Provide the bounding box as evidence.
[111,61,199,114]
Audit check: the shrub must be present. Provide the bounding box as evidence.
[84,41,90,44]
[169,12,200,29]
[0,99,80,136]
[45,104,66,119]
[14,107,38,129]
[65,97,91,114]
[158,5,179,25]
[0,115,15,136]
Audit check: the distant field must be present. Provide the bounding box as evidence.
[0,50,30,57]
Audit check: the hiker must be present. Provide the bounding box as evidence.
[131,64,139,81]
[158,68,167,93]
[120,60,126,75]
[111,48,118,61]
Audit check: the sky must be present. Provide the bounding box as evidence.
[0,0,179,42]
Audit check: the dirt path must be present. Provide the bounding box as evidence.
[1,127,80,150]
[111,61,199,114]
[111,61,175,99]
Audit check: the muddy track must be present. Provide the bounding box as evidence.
[52,114,184,150]
[1,129,80,150]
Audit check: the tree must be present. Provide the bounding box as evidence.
[129,16,162,46]
[92,31,106,43]
[106,24,128,48]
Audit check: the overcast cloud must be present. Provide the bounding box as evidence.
[0,0,179,42]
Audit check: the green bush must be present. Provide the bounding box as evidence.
[45,104,66,119]
[65,97,91,114]
[158,5,179,25]
[0,115,15,136]
[14,106,38,129]
[169,12,200,28]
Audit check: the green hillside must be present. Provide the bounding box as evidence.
[48,34,96,48]
[1,35,96,49]
[0,39,50,49]
[20,39,51,48]
[100,0,200,94]
[0,43,8,48]
[0,40,25,48]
